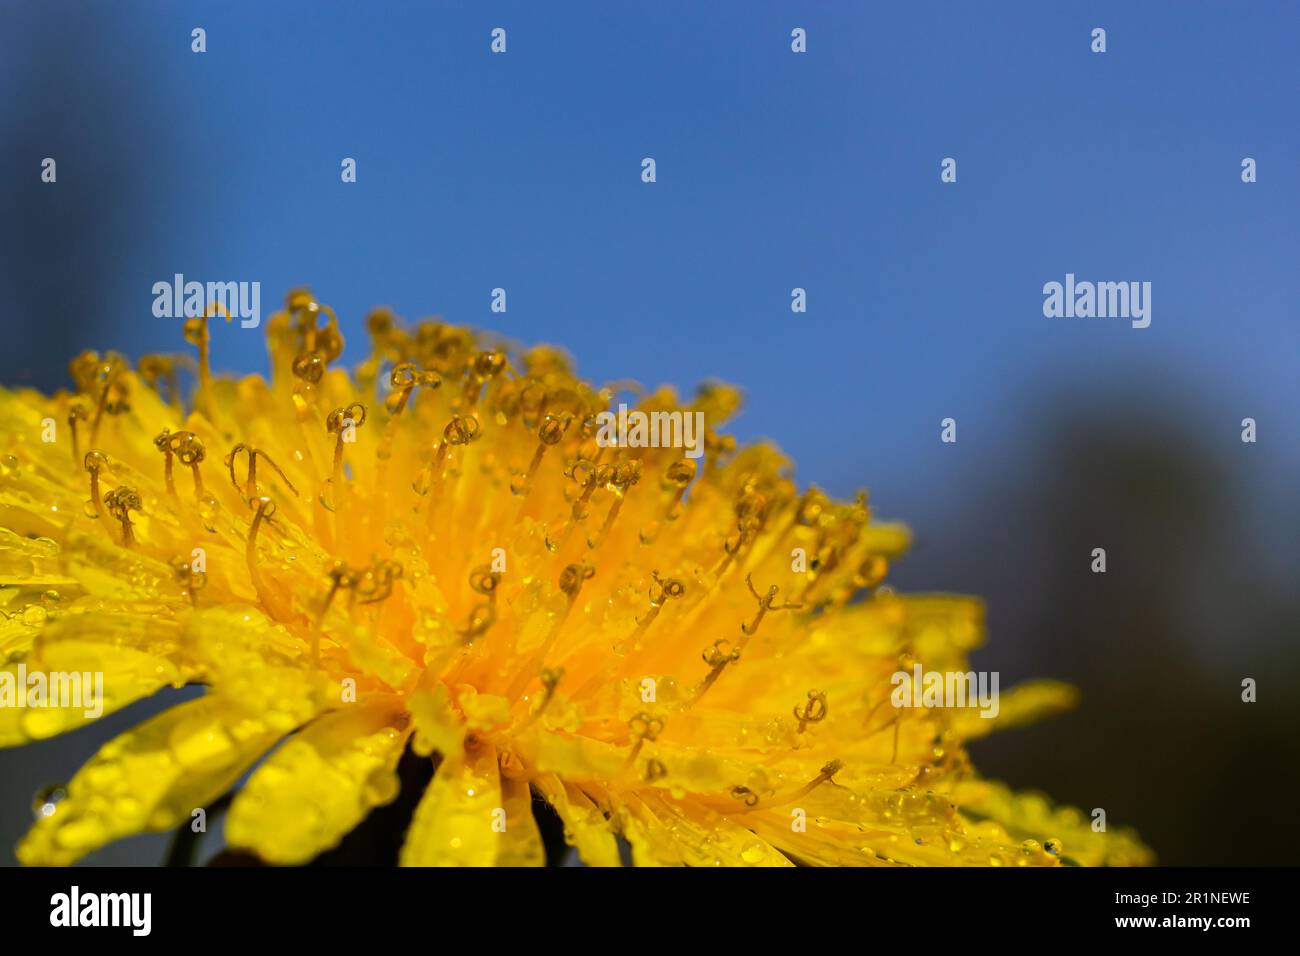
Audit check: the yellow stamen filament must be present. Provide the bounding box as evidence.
[183,316,215,422]
[509,564,593,699]
[587,461,641,549]
[245,496,289,620]
[322,403,367,547]
[512,414,568,509]
[166,431,207,499]
[226,443,299,503]
[83,451,108,523]
[88,367,115,447]
[729,760,843,814]
[370,363,439,552]
[694,638,742,702]
[421,416,479,534]
[154,429,177,496]
[461,351,506,410]
[640,458,696,543]
[173,557,207,607]
[455,564,499,643]
[313,561,356,668]
[520,666,564,729]
[620,712,663,774]
[67,404,86,466]
[636,570,685,640]
[742,573,803,635]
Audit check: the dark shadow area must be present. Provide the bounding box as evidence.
[892,394,1300,865]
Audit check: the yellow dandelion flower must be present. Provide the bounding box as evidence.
[0,290,1151,867]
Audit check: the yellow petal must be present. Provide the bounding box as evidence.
[496,773,545,867]
[400,742,503,866]
[18,693,309,866]
[0,642,181,747]
[226,698,409,864]
[533,774,621,867]
[954,679,1080,740]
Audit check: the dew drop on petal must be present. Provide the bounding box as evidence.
[31,784,67,820]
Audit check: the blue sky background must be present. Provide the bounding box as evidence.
[1,1,1297,864]
[2,1,1295,531]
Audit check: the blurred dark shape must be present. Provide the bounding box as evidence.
[894,394,1300,865]
[0,6,159,392]
[0,6,174,867]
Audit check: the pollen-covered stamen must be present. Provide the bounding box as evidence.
[103,486,141,547]
[793,690,828,733]
[225,443,299,504]
[741,573,803,636]
[83,451,109,523]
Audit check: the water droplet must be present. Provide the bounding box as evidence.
[21,605,47,626]
[740,842,766,864]
[197,493,220,532]
[32,784,67,819]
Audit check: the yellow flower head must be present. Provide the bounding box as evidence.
[0,290,1151,867]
